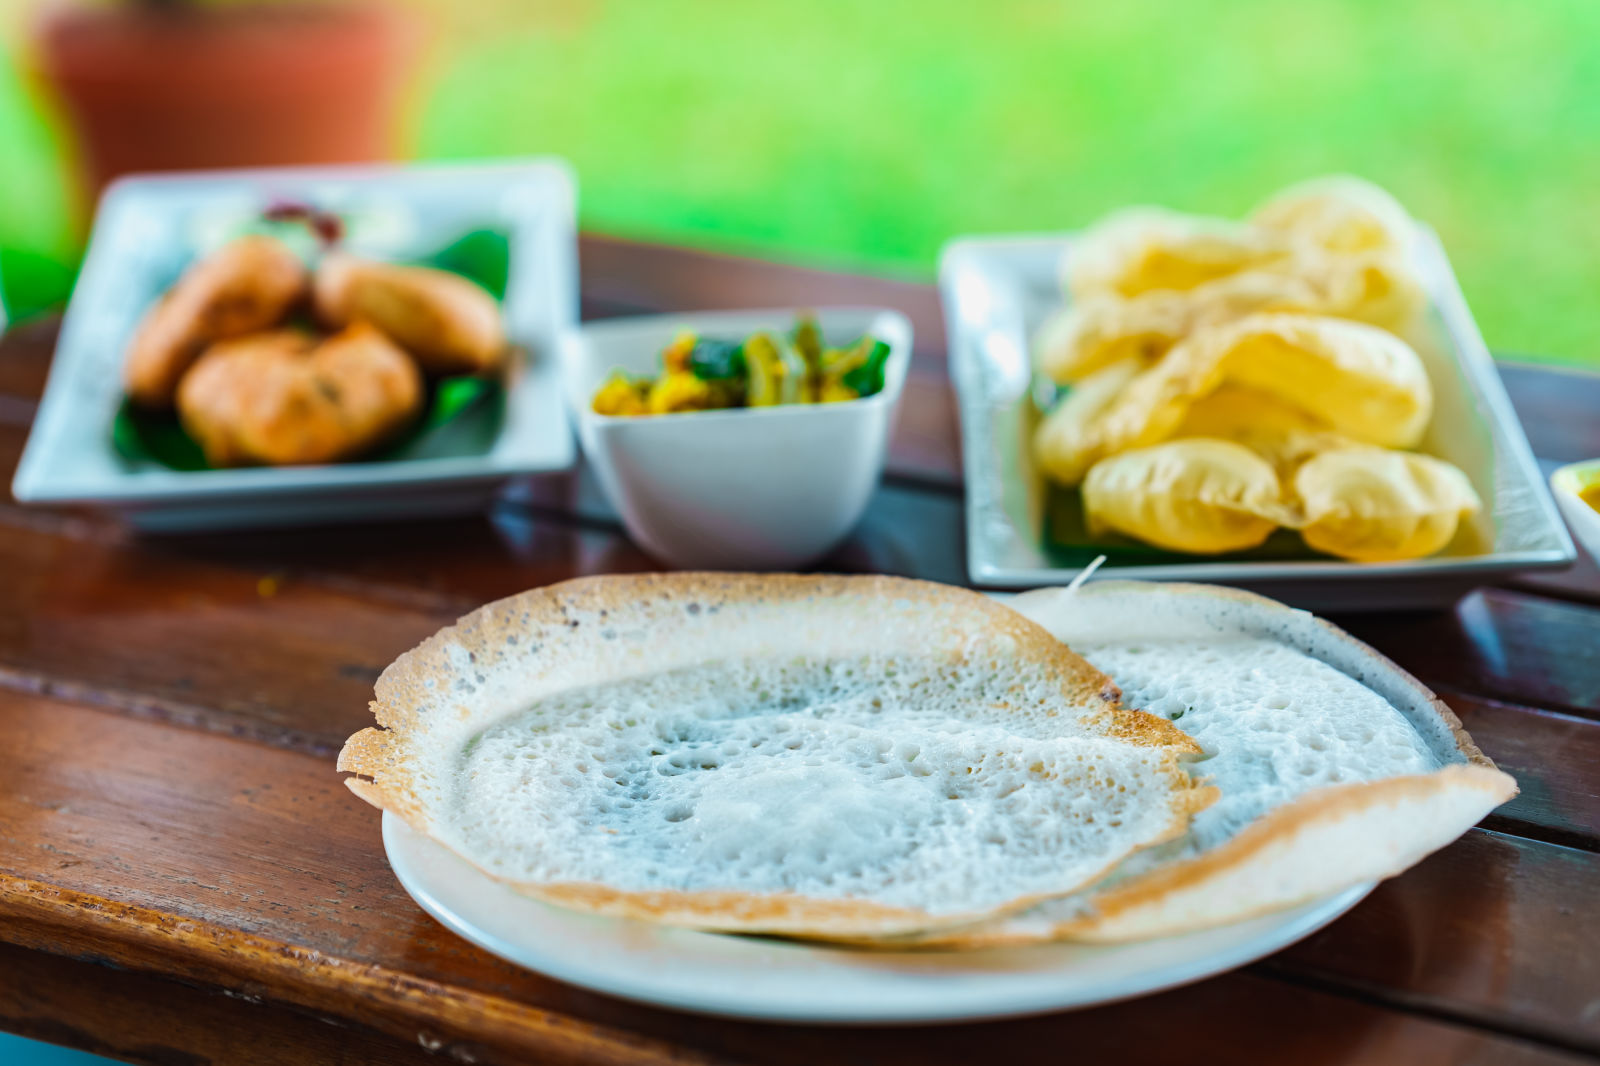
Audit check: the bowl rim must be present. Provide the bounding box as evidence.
[1550,458,1600,492]
[1549,460,1600,522]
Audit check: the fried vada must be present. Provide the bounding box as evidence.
[177,323,422,467]
[313,252,505,376]
[124,235,309,409]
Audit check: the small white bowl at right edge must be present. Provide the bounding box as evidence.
[562,308,913,570]
[1550,460,1600,564]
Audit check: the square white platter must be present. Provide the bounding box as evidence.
[941,228,1575,611]
[12,159,578,531]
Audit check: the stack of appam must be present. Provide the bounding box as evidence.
[340,573,1514,948]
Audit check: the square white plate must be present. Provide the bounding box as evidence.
[12,160,578,531]
[941,228,1575,610]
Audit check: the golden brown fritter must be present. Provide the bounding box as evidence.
[124,235,309,409]
[177,324,422,467]
[313,252,505,376]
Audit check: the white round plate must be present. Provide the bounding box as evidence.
[383,813,1374,1024]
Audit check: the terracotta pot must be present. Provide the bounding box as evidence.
[30,2,422,201]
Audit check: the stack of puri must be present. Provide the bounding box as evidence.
[1034,177,1482,562]
[123,234,505,467]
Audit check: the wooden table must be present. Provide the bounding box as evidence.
[1,235,1598,1066]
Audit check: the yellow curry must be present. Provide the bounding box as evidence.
[1581,481,1600,515]
[593,315,889,416]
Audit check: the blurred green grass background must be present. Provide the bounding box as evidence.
[2,0,1596,364]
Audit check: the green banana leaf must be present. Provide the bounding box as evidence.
[1042,484,1330,566]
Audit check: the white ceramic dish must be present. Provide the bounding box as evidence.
[1550,460,1600,564]
[383,811,1370,1024]
[561,308,912,568]
[12,160,578,531]
[941,229,1575,610]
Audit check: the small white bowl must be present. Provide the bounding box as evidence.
[561,308,913,569]
[1550,460,1600,563]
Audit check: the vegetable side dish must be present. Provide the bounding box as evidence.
[592,316,889,416]
[123,221,506,468]
[1032,176,1482,562]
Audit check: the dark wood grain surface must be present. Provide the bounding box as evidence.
[1,235,1598,1066]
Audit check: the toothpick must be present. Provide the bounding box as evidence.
[1065,554,1107,596]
